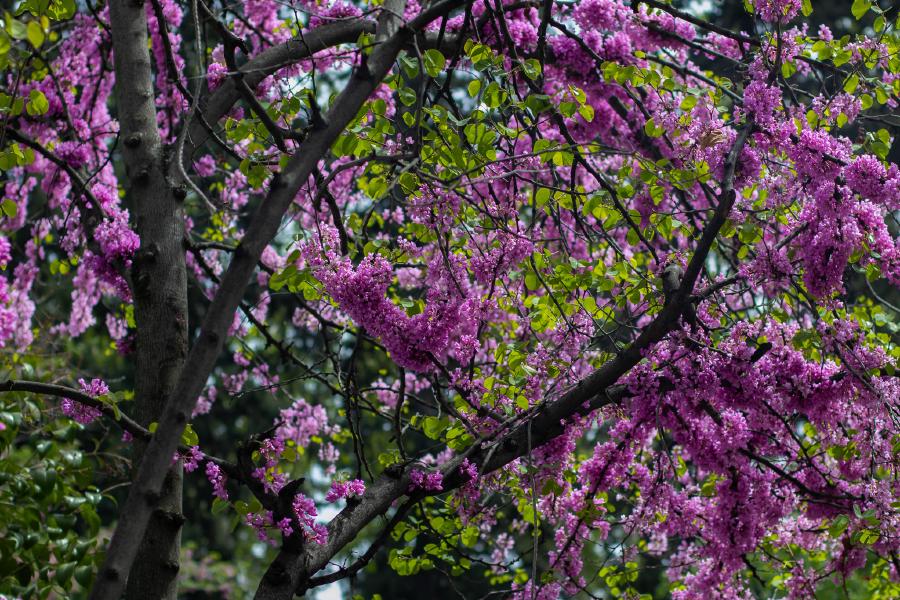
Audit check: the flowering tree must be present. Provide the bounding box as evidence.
[0,0,899,597]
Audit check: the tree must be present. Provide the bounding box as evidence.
[0,0,899,598]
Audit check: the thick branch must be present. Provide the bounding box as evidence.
[303,499,416,591]
[93,0,189,596]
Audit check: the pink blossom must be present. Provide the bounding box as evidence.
[205,461,228,500]
[408,469,443,493]
[60,378,108,424]
[292,493,328,545]
[325,478,366,502]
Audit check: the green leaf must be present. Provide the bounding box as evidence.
[4,13,27,40]
[26,89,49,116]
[578,104,595,122]
[423,416,449,439]
[398,54,418,79]
[571,86,586,104]
[423,49,445,78]
[644,117,664,138]
[1,198,16,218]
[74,565,94,588]
[483,82,506,108]
[54,562,75,585]
[832,48,852,67]
[801,0,812,16]
[397,87,416,106]
[843,74,859,94]
[26,20,42,48]
[461,526,479,547]
[181,423,199,446]
[522,58,541,80]
[679,95,698,111]
[851,0,871,20]
[559,101,577,118]
[48,0,76,20]
[398,171,419,194]
[211,497,229,515]
[467,79,481,98]
[858,529,880,545]
[781,61,796,79]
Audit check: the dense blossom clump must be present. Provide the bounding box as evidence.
[751,0,802,23]
[59,378,108,425]
[408,469,444,492]
[311,252,468,371]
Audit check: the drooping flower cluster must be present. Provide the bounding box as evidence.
[276,397,336,448]
[291,493,328,545]
[180,446,204,473]
[312,253,468,371]
[252,437,287,495]
[205,462,228,501]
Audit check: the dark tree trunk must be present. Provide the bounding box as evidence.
[107,0,189,597]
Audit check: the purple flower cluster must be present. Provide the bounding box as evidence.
[205,462,228,500]
[324,478,366,503]
[408,469,443,493]
[292,493,328,545]
[751,0,802,22]
[60,378,108,425]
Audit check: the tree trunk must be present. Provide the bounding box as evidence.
[107,0,189,598]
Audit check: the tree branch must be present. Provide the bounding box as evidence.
[0,379,147,438]
[180,19,376,164]
[180,19,463,164]
[0,379,240,477]
[90,1,469,597]
[249,118,754,600]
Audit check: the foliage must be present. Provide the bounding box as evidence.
[0,0,898,598]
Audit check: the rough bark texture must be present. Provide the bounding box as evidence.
[107,0,188,598]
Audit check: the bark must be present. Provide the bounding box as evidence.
[107,0,188,598]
